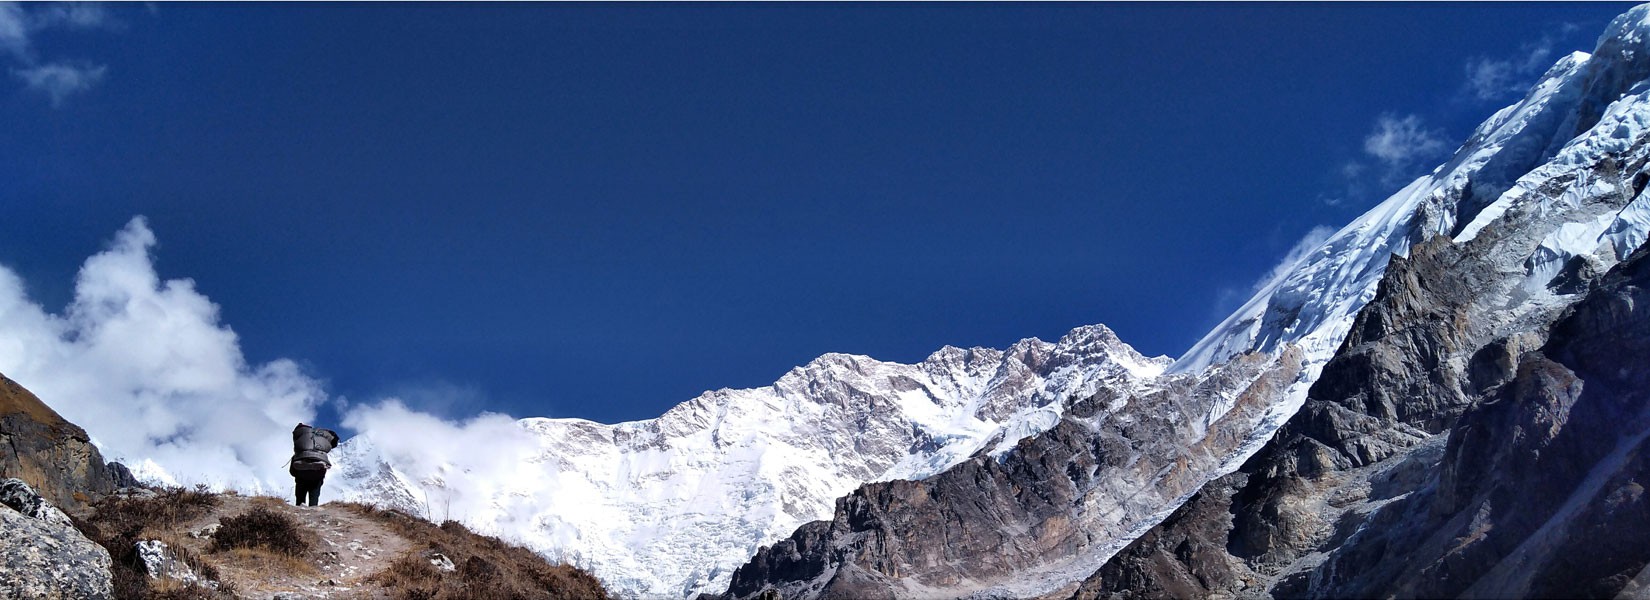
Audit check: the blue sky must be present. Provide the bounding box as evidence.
[0,2,1634,427]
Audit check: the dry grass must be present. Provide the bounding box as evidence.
[219,546,319,577]
[74,485,231,599]
[77,488,608,600]
[210,505,308,557]
[340,502,611,599]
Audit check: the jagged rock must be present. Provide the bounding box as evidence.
[136,539,208,586]
[724,349,1305,599]
[191,523,221,539]
[0,479,113,599]
[106,461,140,489]
[0,477,74,528]
[426,550,457,573]
[0,373,117,509]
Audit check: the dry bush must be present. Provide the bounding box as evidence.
[340,503,610,599]
[210,505,307,557]
[75,485,230,599]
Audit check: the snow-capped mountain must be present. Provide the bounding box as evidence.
[724,6,1650,598]
[330,324,1167,597]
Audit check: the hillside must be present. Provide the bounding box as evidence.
[0,369,609,600]
[69,486,612,600]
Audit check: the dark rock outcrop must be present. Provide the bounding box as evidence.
[0,372,120,509]
[1074,11,1650,595]
[1079,228,1650,597]
[724,348,1305,599]
[0,478,114,599]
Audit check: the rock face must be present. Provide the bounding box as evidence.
[726,5,1650,598]
[0,372,118,509]
[1084,244,1650,600]
[724,349,1303,599]
[1076,7,1650,598]
[0,478,114,600]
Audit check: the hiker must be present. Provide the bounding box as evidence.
[290,422,340,507]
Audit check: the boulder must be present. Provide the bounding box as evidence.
[0,478,112,599]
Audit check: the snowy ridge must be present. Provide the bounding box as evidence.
[949,8,1650,597]
[330,324,1167,597]
[1165,46,1612,466]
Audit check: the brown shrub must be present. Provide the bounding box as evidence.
[75,486,230,599]
[210,505,306,557]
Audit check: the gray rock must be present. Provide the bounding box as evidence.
[0,479,112,599]
[191,523,221,539]
[426,550,457,572]
[105,461,140,489]
[116,486,158,499]
[724,348,1306,599]
[136,539,206,586]
[0,477,74,528]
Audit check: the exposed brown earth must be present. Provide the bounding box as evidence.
[74,488,611,600]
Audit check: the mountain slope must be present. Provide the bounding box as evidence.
[330,325,1167,597]
[1074,6,1650,599]
[723,6,1650,599]
[0,372,123,510]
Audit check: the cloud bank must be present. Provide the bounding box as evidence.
[339,400,548,528]
[0,217,326,492]
[0,217,551,512]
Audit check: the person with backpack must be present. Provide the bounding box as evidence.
[290,422,340,507]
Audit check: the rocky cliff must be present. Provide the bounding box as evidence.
[1082,237,1650,600]
[0,372,125,509]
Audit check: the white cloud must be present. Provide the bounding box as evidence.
[0,1,120,106]
[1363,113,1447,168]
[1250,226,1336,295]
[1465,57,1520,102]
[1464,31,1566,103]
[340,400,544,525]
[0,217,547,508]
[1208,225,1336,326]
[0,217,327,493]
[13,60,106,106]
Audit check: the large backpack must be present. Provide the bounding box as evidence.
[290,424,340,474]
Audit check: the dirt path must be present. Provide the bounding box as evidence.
[171,494,412,599]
